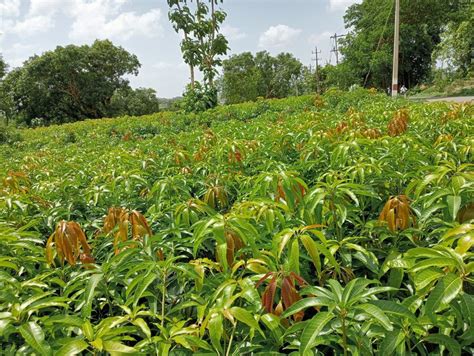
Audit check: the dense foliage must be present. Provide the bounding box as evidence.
[1,40,142,126]
[1,89,473,355]
[168,0,229,111]
[341,0,472,88]
[108,87,161,118]
[221,51,306,104]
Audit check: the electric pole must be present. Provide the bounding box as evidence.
[312,46,322,93]
[330,33,346,65]
[391,0,400,97]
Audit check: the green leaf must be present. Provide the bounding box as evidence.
[133,271,158,306]
[387,268,404,291]
[413,268,444,291]
[440,274,462,305]
[19,321,52,356]
[379,328,404,355]
[281,297,331,319]
[411,257,457,272]
[300,234,321,274]
[230,306,264,337]
[55,339,89,356]
[288,239,300,275]
[424,334,461,356]
[208,313,223,353]
[315,242,340,273]
[447,195,461,222]
[103,340,139,354]
[275,229,294,257]
[299,312,334,354]
[82,273,103,318]
[355,303,393,331]
[182,336,212,351]
[370,300,416,322]
[132,318,151,339]
[260,313,283,343]
[425,273,462,316]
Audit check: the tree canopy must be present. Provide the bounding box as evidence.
[108,87,160,117]
[220,51,306,104]
[168,0,229,112]
[0,55,6,79]
[2,40,140,125]
[340,0,471,89]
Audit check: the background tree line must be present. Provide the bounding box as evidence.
[1,0,472,126]
[0,41,161,126]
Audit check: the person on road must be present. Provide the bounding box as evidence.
[400,85,408,97]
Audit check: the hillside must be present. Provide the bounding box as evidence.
[1,89,473,354]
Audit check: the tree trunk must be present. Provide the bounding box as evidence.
[190,64,195,89]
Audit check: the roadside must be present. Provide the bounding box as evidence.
[425,96,474,103]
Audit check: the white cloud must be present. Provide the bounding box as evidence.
[10,15,54,37]
[152,61,187,70]
[258,24,301,49]
[328,0,361,11]
[221,25,246,41]
[0,0,20,17]
[3,43,37,67]
[2,0,163,42]
[308,31,333,45]
[102,9,162,40]
[67,1,162,42]
[28,0,64,16]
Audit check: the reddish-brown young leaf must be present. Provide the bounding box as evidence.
[256,271,273,288]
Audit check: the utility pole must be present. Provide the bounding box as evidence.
[391,0,400,97]
[330,33,346,65]
[312,46,322,93]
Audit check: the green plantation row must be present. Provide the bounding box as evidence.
[1,89,473,355]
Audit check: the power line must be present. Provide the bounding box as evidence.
[312,46,322,93]
[330,33,346,65]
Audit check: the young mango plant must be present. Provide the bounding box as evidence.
[282,278,395,355]
[379,195,416,232]
[387,109,409,136]
[197,277,266,355]
[231,199,289,233]
[46,220,94,266]
[192,212,259,271]
[255,269,308,322]
[249,171,308,212]
[409,162,474,226]
[301,175,376,239]
[101,207,152,254]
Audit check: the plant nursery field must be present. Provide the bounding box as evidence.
[0,89,473,355]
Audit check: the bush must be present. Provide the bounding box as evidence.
[181,82,218,113]
[0,125,22,145]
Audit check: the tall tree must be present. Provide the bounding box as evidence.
[108,87,160,117]
[0,55,6,78]
[220,51,306,104]
[341,0,468,88]
[0,55,13,124]
[221,52,260,104]
[168,0,198,88]
[433,19,474,77]
[167,0,229,89]
[2,40,140,125]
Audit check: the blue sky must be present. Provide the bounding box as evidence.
[0,0,359,97]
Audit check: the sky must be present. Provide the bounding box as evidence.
[0,0,360,98]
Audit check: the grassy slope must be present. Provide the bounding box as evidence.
[1,89,472,232]
[1,89,473,354]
